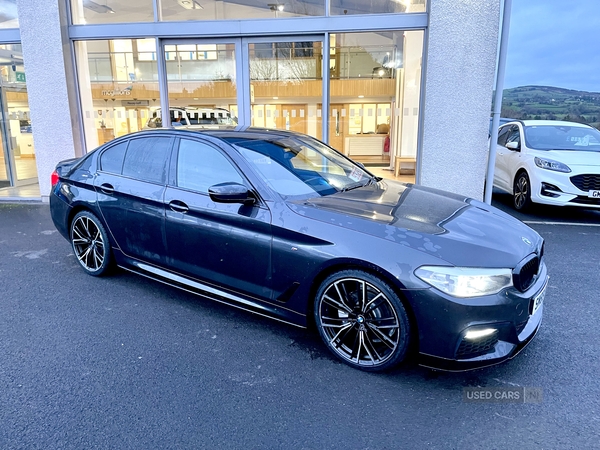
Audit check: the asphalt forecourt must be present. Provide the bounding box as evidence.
[1,203,599,448]
[492,190,600,226]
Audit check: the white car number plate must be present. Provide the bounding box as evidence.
[531,280,547,316]
[588,190,600,198]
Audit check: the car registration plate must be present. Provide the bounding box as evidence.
[530,279,547,316]
[588,190,600,198]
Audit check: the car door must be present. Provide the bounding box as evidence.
[164,137,273,300]
[94,136,173,265]
[503,125,524,192]
[495,125,520,191]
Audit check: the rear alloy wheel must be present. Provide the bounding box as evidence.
[70,211,112,276]
[513,171,532,211]
[314,270,411,372]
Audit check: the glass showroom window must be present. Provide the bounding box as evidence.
[75,39,160,150]
[327,30,424,175]
[0,44,37,185]
[248,40,323,140]
[159,0,325,21]
[0,1,18,28]
[330,0,426,15]
[71,0,155,24]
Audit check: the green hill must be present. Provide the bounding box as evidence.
[501,85,600,128]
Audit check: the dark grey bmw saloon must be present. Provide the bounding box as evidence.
[50,128,547,372]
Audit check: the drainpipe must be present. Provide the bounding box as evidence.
[484,0,512,204]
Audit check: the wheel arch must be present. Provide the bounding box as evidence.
[67,203,117,248]
[305,259,418,339]
[512,167,530,194]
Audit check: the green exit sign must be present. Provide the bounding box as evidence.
[15,72,26,82]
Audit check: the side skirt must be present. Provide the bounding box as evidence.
[118,259,307,329]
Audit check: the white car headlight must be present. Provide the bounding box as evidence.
[415,266,513,298]
[534,156,571,173]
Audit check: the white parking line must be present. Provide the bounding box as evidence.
[524,221,600,227]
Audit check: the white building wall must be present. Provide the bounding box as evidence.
[15,0,79,201]
[420,0,500,199]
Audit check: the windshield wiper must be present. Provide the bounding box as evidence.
[340,176,379,193]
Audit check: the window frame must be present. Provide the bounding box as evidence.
[169,136,252,196]
[98,135,175,184]
[98,139,130,175]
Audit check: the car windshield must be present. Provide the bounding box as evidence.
[226,134,377,200]
[524,125,600,151]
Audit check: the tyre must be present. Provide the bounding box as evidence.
[70,211,112,276]
[314,270,411,372]
[513,171,532,211]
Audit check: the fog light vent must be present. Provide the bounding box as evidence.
[541,182,561,198]
[456,330,498,358]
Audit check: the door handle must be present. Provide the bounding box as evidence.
[100,183,114,194]
[169,200,189,213]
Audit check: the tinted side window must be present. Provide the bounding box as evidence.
[506,126,521,146]
[177,139,244,193]
[100,141,128,174]
[497,126,510,146]
[122,137,172,184]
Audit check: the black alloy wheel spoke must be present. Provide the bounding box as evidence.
[322,294,352,314]
[362,330,382,362]
[331,323,354,347]
[366,323,397,350]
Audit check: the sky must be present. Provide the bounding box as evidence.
[504,0,600,92]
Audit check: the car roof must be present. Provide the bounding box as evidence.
[517,120,593,128]
[121,126,307,141]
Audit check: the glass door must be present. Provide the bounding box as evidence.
[4,86,37,183]
[158,36,327,141]
[245,37,324,140]
[0,44,38,187]
[160,39,240,130]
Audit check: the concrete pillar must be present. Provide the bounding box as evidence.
[15,0,80,201]
[420,0,500,199]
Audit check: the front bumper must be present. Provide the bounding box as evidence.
[529,166,600,208]
[408,263,547,372]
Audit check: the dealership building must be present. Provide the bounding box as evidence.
[0,0,500,201]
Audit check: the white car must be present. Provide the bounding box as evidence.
[493,120,600,210]
[146,107,237,129]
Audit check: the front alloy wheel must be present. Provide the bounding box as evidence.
[314,270,411,372]
[70,211,112,276]
[513,172,532,211]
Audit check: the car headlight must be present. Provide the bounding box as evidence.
[415,266,513,298]
[534,156,571,173]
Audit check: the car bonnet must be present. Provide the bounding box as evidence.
[287,180,542,268]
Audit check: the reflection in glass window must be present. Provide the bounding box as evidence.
[75,39,160,151]
[122,137,171,184]
[0,0,18,28]
[160,0,324,21]
[165,44,218,61]
[100,141,128,174]
[329,31,424,173]
[330,0,426,15]
[0,44,38,182]
[177,139,243,193]
[71,0,155,25]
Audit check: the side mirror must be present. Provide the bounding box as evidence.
[208,182,255,205]
[506,141,520,151]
